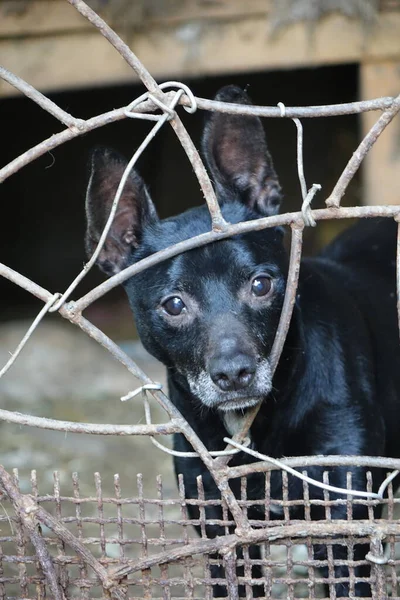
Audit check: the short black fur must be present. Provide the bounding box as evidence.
[85,85,400,597]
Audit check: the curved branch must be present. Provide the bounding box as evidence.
[0,465,66,600]
[0,67,84,130]
[0,409,179,436]
[185,95,396,118]
[228,454,400,479]
[110,519,400,579]
[67,0,224,229]
[326,92,400,208]
[75,205,400,311]
[0,100,158,184]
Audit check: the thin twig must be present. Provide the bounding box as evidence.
[67,0,225,230]
[0,294,60,379]
[73,315,250,533]
[214,224,304,467]
[75,204,400,313]
[0,66,85,131]
[326,92,400,208]
[0,100,161,184]
[0,409,180,436]
[182,95,396,118]
[67,0,159,93]
[0,465,65,600]
[269,225,304,371]
[49,108,171,313]
[293,118,307,200]
[227,454,400,479]
[223,438,398,500]
[0,71,397,188]
[110,519,400,580]
[167,114,226,230]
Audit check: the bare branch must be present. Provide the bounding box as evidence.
[228,454,400,479]
[0,66,85,131]
[110,519,400,579]
[0,408,180,436]
[184,95,396,119]
[214,223,304,467]
[0,294,60,379]
[326,92,400,208]
[67,0,225,229]
[66,0,159,94]
[0,100,159,184]
[0,465,66,600]
[75,204,400,311]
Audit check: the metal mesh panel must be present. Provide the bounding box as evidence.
[0,467,398,599]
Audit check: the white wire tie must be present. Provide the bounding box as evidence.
[125,81,197,121]
[149,435,252,458]
[147,93,176,120]
[124,92,161,121]
[140,391,252,458]
[158,81,198,114]
[0,293,61,379]
[277,102,286,117]
[301,183,321,227]
[121,383,163,402]
[224,437,400,500]
[365,550,389,565]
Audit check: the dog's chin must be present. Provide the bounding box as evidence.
[215,396,262,412]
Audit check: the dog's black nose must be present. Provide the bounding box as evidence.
[209,354,256,391]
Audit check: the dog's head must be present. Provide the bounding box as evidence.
[85,86,287,413]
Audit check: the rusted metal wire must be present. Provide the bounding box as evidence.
[1,0,400,597]
[0,467,399,598]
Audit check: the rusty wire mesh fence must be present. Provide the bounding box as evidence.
[1,0,400,598]
[1,463,400,599]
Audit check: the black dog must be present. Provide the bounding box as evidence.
[85,86,400,597]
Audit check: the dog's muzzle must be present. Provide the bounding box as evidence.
[187,358,272,411]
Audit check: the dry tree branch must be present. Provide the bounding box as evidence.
[67,0,226,230]
[1,459,396,597]
[0,465,128,599]
[326,92,400,208]
[228,454,400,479]
[0,408,180,436]
[0,92,396,185]
[110,520,400,580]
[0,63,396,189]
[0,67,85,131]
[214,223,304,468]
[0,465,66,600]
[183,95,395,118]
[75,204,400,311]
[0,101,156,184]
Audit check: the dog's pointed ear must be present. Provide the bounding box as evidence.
[85,148,158,276]
[202,85,282,216]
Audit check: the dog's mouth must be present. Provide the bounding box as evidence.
[216,395,262,412]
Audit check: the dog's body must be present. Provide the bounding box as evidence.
[85,86,400,597]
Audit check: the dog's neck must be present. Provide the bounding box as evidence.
[221,410,252,438]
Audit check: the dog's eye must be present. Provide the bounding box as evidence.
[251,275,272,297]
[162,296,186,316]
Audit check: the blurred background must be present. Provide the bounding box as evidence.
[0,0,400,496]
